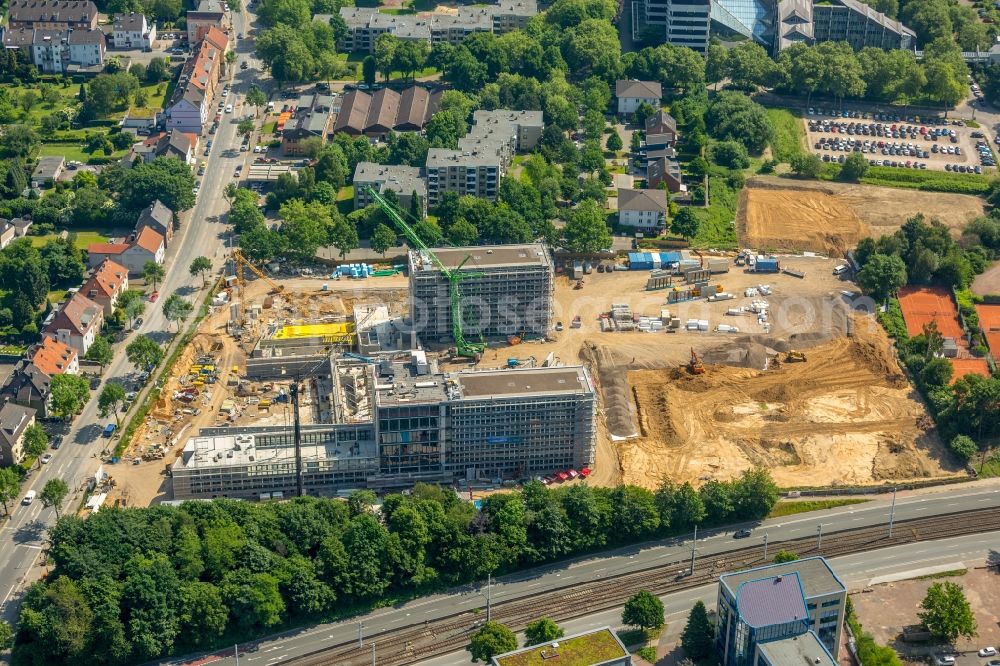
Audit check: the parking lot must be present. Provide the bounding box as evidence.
[804,108,996,174]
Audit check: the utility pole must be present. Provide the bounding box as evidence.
[371,642,376,666]
[689,525,699,575]
[888,486,897,538]
[291,382,304,497]
[235,644,239,666]
[358,621,364,648]
[762,533,769,561]
[816,524,823,550]
[486,573,492,622]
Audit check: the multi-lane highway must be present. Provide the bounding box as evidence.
[181,483,1000,665]
[0,3,265,626]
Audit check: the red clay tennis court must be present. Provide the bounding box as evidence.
[897,286,965,339]
[975,303,1000,358]
[949,358,991,382]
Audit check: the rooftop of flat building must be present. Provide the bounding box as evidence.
[456,366,591,399]
[736,572,808,628]
[721,557,845,600]
[411,244,550,271]
[177,433,376,471]
[491,627,627,666]
[756,631,836,666]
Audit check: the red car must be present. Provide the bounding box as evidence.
[148,291,159,303]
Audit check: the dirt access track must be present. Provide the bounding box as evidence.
[738,176,986,256]
[622,317,960,489]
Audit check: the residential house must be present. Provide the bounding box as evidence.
[112,12,156,49]
[5,26,105,72]
[42,292,104,354]
[136,199,174,245]
[0,363,51,418]
[618,188,668,233]
[81,259,129,315]
[128,130,197,164]
[7,0,98,30]
[281,94,336,156]
[86,242,129,269]
[353,162,426,214]
[11,217,33,238]
[647,156,683,192]
[119,226,165,275]
[332,86,441,138]
[424,109,543,206]
[0,221,14,249]
[165,27,228,133]
[187,0,227,44]
[31,336,79,376]
[645,109,677,143]
[31,156,64,187]
[338,0,536,52]
[616,80,662,115]
[0,402,36,467]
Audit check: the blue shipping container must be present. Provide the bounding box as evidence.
[660,251,682,264]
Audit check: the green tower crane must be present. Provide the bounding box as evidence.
[365,186,487,359]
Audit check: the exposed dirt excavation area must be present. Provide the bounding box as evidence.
[621,318,958,488]
[739,176,986,256]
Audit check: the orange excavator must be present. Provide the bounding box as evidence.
[508,329,525,346]
[688,348,705,375]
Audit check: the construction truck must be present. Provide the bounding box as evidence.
[785,350,807,363]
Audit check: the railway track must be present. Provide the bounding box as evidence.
[286,507,1000,666]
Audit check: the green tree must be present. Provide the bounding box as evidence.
[0,619,12,652]
[245,85,268,118]
[98,382,127,427]
[23,423,49,459]
[671,207,701,239]
[330,217,360,260]
[126,334,164,370]
[237,119,255,138]
[84,335,113,371]
[630,130,643,153]
[370,223,397,257]
[706,92,774,154]
[179,582,228,645]
[0,124,39,159]
[840,152,869,182]
[524,618,565,647]
[606,131,623,152]
[39,478,70,518]
[726,41,774,91]
[142,261,165,291]
[114,157,196,212]
[468,621,517,662]
[162,294,193,332]
[681,600,715,659]
[622,590,665,631]
[857,253,907,304]
[564,200,612,252]
[711,140,750,169]
[0,467,19,516]
[362,55,377,86]
[146,57,168,82]
[949,434,977,463]
[919,582,977,642]
[773,550,799,563]
[789,153,823,179]
[189,256,212,287]
[447,218,479,245]
[118,289,146,328]
[920,357,953,388]
[49,374,90,420]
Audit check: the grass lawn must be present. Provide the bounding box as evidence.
[7,81,81,125]
[47,288,70,303]
[689,174,739,249]
[337,185,355,216]
[769,498,869,518]
[387,66,438,81]
[976,450,1000,477]
[129,81,170,118]
[766,107,806,163]
[30,230,111,251]
[859,166,991,194]
[261,121,277,135]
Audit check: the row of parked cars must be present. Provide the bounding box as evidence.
[809,119,960,144]
[807,108,958,126]
[974,139,996,168]
[814,137,939,158]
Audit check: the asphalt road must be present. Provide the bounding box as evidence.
[0,3,262,628]
[185,484,1000,665]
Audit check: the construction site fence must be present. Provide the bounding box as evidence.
[784,474,970,497]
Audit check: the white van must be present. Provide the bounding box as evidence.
[22,490,36,505]
[833,264,849,275]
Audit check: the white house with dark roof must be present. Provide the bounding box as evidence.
[0,402,36,467]
[42,292,104,354]
[616,80,662,115]
[618,188,668,233]
[112,12,156,49]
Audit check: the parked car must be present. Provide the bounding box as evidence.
[935,656,956,666]
[733,528,752,539]
[148,291,159,303]
[50,435,63,450]
[978,648,997,658]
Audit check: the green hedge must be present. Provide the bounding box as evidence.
[860,167,992,194]
[879,298,909,342]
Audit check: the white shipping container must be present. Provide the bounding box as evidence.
[726,308,743,316]
[745,288,758,297]
[698,320,709,331]
[716,324,733,332]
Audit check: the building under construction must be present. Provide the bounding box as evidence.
[408,243,553,342]
[169,354,596,500]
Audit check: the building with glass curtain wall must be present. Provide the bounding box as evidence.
[716,557,847,666]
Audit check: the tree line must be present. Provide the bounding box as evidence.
[12,470,780,664]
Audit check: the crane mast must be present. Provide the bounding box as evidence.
[365,186,486,359]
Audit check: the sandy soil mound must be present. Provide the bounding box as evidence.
[620,319,959,489]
